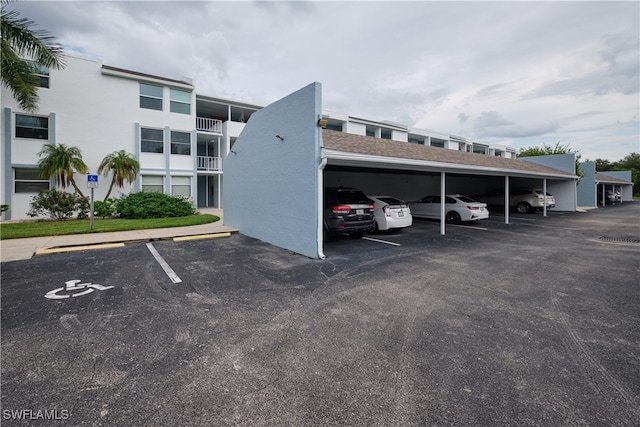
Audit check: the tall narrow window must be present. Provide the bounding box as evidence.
[14,168,49,193]
[141,128,164,153]
[15,114,49,139]
[171,176,191,197]
[140,83,163,110]
[141,175,164,192]
[170,89,191,114]
[171,131,191,155]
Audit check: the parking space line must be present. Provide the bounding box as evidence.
[146,243,182,283]
[362,237,401,246]
[449,224,489,230]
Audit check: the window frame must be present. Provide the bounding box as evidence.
[169,88,191,115]
[171,176,191,197]
[140,83,163,111]
[14,168,49,193]
[24,60,50,88]
[140,127,164,154]
[141,175,164,193]
[15,114,49,140]
[170,131,191,155]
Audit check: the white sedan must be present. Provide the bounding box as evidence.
[409,194,489,224]
[368,196,413,232]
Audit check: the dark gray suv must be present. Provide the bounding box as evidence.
[324,187,375,239]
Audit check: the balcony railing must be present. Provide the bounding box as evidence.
[196,117,223,134]
[197,156,221,171]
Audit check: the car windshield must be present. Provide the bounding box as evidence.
[337,191,370,204]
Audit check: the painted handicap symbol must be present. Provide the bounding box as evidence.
[45,279,114,300]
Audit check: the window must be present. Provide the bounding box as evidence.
[14,168,49,193]
[15,114,49,139]
[141,175,163,192]
[170,131,191,155]
[170,89,191,114]
[24,60,50,88]
[141,128,164,153]
[140,83,163,110]
[171,176,191,197]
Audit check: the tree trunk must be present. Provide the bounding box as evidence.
[103,180,115,201]
[71,179,85,198]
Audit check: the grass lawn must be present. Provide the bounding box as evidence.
[0,214,220,240]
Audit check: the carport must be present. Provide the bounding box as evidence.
[224,82,578,259]
[322,130,578,235]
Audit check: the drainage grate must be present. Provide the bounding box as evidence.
[598,236,640,244]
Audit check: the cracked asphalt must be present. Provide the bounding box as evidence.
[1,203,639,426]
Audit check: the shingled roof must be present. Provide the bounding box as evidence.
[322,130,576,178]
[596,173,632,184]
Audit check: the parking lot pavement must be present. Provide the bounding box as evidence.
[1,203,639,426]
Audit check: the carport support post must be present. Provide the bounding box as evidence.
[543,179,547,217]
[504,176,510,224]
[440,172,446,235]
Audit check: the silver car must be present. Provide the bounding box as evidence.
[476,188,555,213]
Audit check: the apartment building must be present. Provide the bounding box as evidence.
[1,54,260,220]
[1,54,516,220]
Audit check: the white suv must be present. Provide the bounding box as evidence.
[476,188,555,213]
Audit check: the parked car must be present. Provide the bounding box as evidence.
[324,187,375,238]
[409,194,489,224]
[475,188,555,213]
[367,195,413,233]
[597,189,617,205]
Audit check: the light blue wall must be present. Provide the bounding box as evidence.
[520,153,576,174]
[223,83,323,258]
[577,161,597,207]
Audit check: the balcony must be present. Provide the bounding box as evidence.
[198,156,221,172]
[196,117,222,134]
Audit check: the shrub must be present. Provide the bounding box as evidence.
[27,190,88,220]
[1,204,8,213]
[94,199,117,219]
[114,192,195,219]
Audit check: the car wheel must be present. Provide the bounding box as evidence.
[371,220,379,234]
[445,211,461,224]
[516,202,531,214]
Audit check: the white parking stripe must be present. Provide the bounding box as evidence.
[146,243,182,283]
[362,237,401,246]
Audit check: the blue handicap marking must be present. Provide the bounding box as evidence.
[87,174,99,182]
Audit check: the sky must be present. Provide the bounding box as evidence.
[8,0,640,162]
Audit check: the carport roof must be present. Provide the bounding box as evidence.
[596,172,633,184]
[322,130,577,179]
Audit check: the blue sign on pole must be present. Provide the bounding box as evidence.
[87,174,98,188]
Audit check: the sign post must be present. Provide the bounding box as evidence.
[87,175,99,230]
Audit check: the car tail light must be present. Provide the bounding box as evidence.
[383,205,391,217]
[332,205,351,213]
[467,206,479,210]
[369,204,375,211]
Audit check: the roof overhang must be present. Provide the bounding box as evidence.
[323,149,578,180]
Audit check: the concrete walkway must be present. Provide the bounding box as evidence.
[0,209,237,263]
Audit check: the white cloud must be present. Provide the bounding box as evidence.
[7,0,639,161]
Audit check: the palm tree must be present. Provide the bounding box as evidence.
[37,144,89,197]
[98,150,140,200]
[1,1,65,111]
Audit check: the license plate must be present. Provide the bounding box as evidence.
[398,211,404,217]
[356,209,364,215]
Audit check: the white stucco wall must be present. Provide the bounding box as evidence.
[1,54,197,219]
[223,83,323,259]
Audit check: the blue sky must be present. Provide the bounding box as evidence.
[9,1,640,161]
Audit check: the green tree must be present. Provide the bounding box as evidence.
[594,152,640,196]
[518,142,583,180]
[1,1,65,111]
[37,144,89,197]
[97,150,140,201]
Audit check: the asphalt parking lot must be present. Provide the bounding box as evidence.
[2,203,639,426]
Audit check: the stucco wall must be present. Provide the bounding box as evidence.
[223,83,323,259]
[577,162,597,207]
